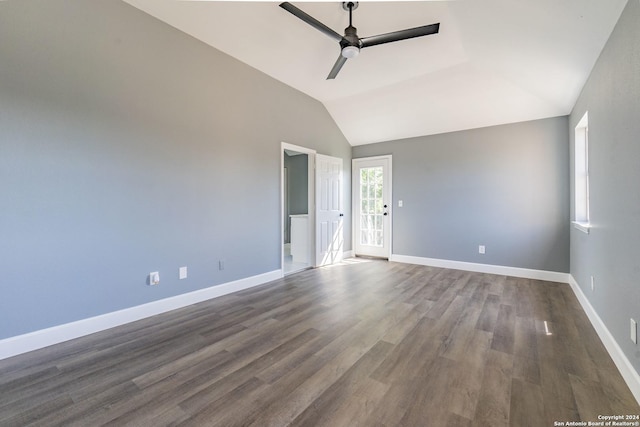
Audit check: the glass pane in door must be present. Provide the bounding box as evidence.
[360,166,384,247]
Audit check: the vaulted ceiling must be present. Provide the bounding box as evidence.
[123,0,627,146]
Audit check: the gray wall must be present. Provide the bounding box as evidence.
[353,117,570,273]
[570,0,640,374]
[284,153,309,216]
[0,0,351,339]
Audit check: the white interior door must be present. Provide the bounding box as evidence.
[316,154,343,266]
[353,156,392,258]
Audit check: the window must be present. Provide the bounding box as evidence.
[359,166,384,247]
[574,111,590,233]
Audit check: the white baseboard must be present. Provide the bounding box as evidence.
[568,276,640,405]
[390,254,570,283]
[0,269,283,361]
[343,250,354,259]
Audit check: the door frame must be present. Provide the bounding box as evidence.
[281,142,316,272]
[352,155,393,259]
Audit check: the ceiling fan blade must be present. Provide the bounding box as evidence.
[327,54,348,80]
[279,2,343,42]
[360,23,440,48]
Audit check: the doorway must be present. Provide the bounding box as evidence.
[282,143,315,275]
[353,155,392,259]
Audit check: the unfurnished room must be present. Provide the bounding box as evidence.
[1,0,639,425]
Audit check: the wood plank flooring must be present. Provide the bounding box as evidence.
[1,259,638,426]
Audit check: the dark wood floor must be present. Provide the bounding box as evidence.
[1,259,638,426]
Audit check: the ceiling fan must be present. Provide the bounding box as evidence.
[279,1,440,80]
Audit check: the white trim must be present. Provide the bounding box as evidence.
[389,254,570,283]
[343,250,354,259]
[574,111,590,224]
[353,154,394,163]
[572,221,591,234]
[568,275,640,405]
[0,269,282,361]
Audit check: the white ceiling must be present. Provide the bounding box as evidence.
[123,0,627,146]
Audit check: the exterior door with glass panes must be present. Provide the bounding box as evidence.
[353,156,391,258]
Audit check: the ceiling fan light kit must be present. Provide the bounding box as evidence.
[341,45,359,59]
[279,1,440,80]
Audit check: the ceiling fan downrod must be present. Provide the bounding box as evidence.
[343,1,358,27]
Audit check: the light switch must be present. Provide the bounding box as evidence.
[149,272,160,286]
[398,200,403,207]
[179,266,187,280]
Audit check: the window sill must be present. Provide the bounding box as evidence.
[572,221,591,234]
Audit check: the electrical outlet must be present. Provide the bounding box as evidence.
[631,318,637,344]
[219,260,225,271]
[149,272,160,286]
[398,200,403,207]
[179,266,187,280]
[478,245,485,254]
[590,276,595,292]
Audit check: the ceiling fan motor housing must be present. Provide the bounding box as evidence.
[341,26,361,58]
[342,26,361,48]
